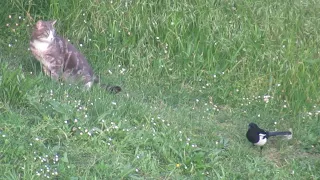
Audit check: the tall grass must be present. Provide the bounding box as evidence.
[1,0,320,179]
[3,1,320,110]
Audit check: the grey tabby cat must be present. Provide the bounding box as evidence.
[30,20,121,93]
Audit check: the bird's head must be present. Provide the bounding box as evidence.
[248,122,259,129]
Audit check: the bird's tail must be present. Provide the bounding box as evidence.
[268,131,292,136]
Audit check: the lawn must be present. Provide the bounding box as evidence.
[1,0,320,179]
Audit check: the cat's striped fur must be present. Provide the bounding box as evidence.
[30,20,121,93]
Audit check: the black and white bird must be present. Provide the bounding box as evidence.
[246,122,292,155]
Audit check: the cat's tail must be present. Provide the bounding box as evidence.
[94,76,121,93]
[101,84,122,94]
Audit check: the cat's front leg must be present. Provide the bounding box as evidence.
[50,71,60,81]
[50,64,64,81]
[42,66,52,77]
[42,65,60,81]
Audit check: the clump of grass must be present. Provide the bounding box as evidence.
[0,63,38,107]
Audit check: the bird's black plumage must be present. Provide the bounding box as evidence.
[246,123,267,145]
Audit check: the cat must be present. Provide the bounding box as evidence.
[30,20,121,93]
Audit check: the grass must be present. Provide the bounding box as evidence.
[1,0,320,179]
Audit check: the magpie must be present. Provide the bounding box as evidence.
[246,122,292,155]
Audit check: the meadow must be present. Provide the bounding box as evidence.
[1,0,320,179]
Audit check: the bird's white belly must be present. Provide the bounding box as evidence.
[254,134,267,146]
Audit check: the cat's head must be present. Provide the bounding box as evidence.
[32,20,57,42]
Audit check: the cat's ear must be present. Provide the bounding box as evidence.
[51,20,57,26]
[36,20,44,29]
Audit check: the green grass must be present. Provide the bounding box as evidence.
[1,0,320,179]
